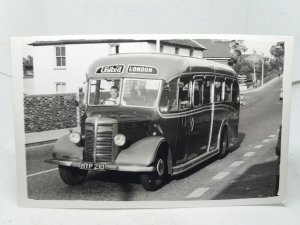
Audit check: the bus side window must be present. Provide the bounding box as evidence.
[178,77,191,110]
[193,79,203,107]
[232,80,240,103]
[159,79,178,113]
[214,78,223,103]
[203,78,213,104]
[224,79,232,102]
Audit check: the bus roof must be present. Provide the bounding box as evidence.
[87,53,237,82]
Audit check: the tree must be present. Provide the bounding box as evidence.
[228,40,248,74]
[23,55,34,76]
[270,42,284,74]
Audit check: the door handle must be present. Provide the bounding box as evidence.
[190,117,194,132]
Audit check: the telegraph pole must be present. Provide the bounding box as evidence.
[261,59,264,87]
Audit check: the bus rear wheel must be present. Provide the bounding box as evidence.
[140,151,168,191]
[59,165,87,185]
[218,128,228,159]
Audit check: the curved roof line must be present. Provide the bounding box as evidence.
[87,53,236,81]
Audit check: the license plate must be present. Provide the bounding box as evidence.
[80,162,106,171]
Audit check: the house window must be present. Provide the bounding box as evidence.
[189,49,194,57]
[175,47,179,54]
[55,46,66,67]
[56,82,66,93]
[110,44,120,54]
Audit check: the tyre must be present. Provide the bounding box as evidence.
[218,128,228,159]
[58,165,88,186]
[140,151,168,191]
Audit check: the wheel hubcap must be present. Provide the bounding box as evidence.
[156,159,164,176]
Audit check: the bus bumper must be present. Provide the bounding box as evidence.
[45,158,155,173]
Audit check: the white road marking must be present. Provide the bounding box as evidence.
[186,187,210,198]
[269,134,276,138]
[262,139,271,143]
[212,172,230,180]
[27,168,58,177]
[254,145,263,149]
[230,161,244,167]
[243,152,255,157]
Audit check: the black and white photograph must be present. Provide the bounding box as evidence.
[11,35,292,208]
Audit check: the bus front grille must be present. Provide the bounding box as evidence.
[83,127,95,162]
[95,125,113,162]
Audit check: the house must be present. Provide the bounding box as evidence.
[194,39,232,65]
[26,39,206,94]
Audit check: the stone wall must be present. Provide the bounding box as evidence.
[24,93,78,133]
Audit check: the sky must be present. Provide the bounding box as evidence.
[243,39,278,58]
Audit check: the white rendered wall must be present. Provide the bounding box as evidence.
[178,48,190,57]
[146,42,157,52]
[23,78,34,95]
[33,44,110,94]
[193,50,203,58]
[119,42,148,53]
[161,45,175,54]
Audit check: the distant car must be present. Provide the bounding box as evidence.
[280,88,283,100]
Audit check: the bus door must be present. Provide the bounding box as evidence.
[188,76,214,159]
[210,77,225,150]
[158,77,190,165]
[174,77,192,164]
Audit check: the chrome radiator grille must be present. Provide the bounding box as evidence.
[83,124,94,162]
[95,124,113,162]
[83,123,113,162]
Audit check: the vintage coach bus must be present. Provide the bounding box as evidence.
[46,53,240,191]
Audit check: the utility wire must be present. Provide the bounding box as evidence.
[0,71,12,78]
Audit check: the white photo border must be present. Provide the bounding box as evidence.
[11,34,293,208]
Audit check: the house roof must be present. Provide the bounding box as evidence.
[194,39,232,58]
[29,39,152,46]
[28,39,206,50]
[160,39,206,50]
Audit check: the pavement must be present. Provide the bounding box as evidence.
[25,76,281,147]
[241,75,281,94]
[25,127,80,146]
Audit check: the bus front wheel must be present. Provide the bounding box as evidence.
[140,151,168,191]
[58,165,87,185]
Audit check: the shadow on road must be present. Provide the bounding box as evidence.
[211,158,279,200]
[86,171,140,201]
[230,132,246,153]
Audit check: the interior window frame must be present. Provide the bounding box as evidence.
[192,78,204,108]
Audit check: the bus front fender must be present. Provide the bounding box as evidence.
[51,134,83,162]
[115,136,168,167]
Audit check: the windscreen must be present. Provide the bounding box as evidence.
[88,79,121,106]
[121,79,161,108]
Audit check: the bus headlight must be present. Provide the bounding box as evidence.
[114,134,126,146]
[69,132,81,144]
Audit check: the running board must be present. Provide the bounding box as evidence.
[172,149,219,175]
